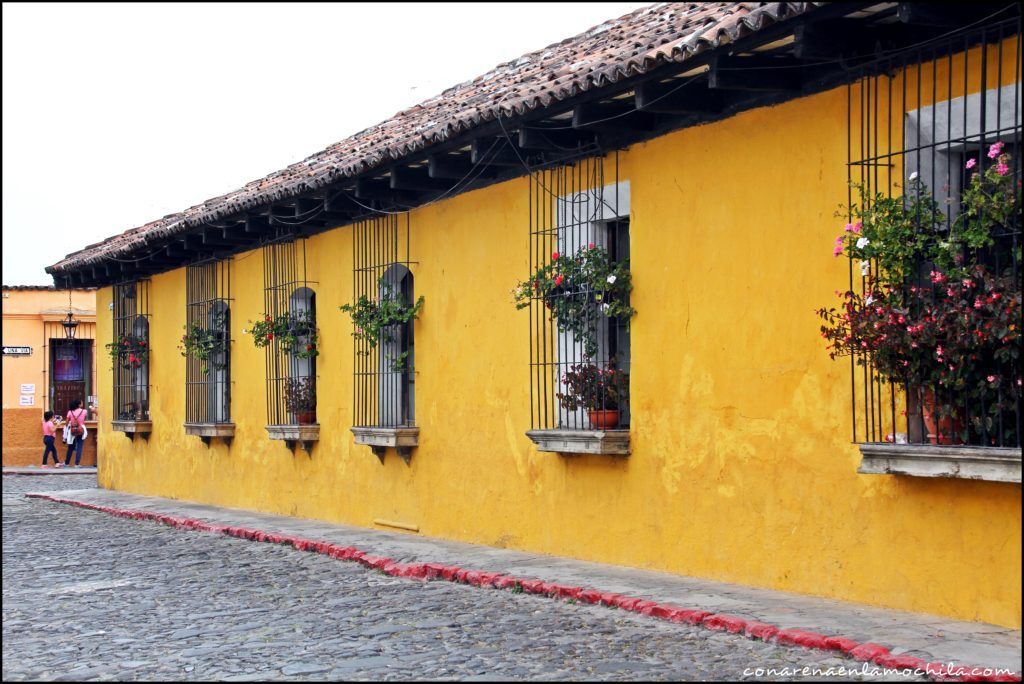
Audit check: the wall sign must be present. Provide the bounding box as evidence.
[20,383,35,394]
[19,395,35,406]
[2,346,32,356]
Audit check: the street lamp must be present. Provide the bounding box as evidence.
[61,290,79,339]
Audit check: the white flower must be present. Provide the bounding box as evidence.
[601,303,610,313]
[865,295,875,305]
[856,237,870,249]
[860,260,870,276]
[606,274,617,284]
[909,171,919,181]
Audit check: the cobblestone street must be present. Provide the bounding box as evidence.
[3,475,919,681]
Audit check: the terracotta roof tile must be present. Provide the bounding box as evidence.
[48,2,820,275]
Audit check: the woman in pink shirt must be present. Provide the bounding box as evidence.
[64,399,88,467]
[41,411,59,466]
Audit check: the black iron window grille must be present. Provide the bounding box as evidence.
[842,14,1021,448]
[527,151,632,433]
[185,258,233,425]
[111,280,151,422]
[349,214,417,428]
[262,239,318,426]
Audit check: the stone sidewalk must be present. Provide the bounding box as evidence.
[27,486,1022,676]
[4,466,97,475]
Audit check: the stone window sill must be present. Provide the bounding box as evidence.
[351,426,419,463]
[266,424,319,453]
[858,443,1021,483]
[526,429,630,456]
[111,420,152,438]
[184,422,235,445]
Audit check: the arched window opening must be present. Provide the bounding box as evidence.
[378,264,415,427]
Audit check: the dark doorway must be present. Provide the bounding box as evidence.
[50,338,93,417]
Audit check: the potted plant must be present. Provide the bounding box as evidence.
[339,283,424,371]
[284,377,317,424]
[178,322,228,374]
[556,362,630,429]
[249,309,319,359]
[819,142,1021,444]
[105,333,148,370]
[513,244,635,358]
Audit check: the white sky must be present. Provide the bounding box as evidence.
[2,2,648,285]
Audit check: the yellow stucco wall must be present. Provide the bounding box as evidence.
[94,51,1022,628]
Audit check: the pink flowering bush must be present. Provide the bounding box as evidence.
[820,267,1021,436]
[820,142,1021,443]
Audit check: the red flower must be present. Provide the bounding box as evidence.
[139,340,146,346]
[266,315,271,322]
[588,242,595,249]
[267,333,274,340]
[551,251,560,260]
[554,274,564,286]
[306,344,313,351]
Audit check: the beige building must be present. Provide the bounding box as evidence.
[2,286,98,466]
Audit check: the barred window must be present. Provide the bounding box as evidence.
[185,258,232,427]
[350,214,417,430]
[112,280,151,423]
[844,19,1021,448]
[262,239,318,427]
[525,153,633,454]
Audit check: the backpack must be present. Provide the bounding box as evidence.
[69,410,85,438]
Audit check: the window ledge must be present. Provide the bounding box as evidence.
[858,443,1021,484]
[351,426,419,463]
[526,429,630,455]
[184,422,235,445]
[111,420,152,437]
[266,424,319,453]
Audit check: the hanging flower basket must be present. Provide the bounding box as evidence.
[513,244,635,358]
[105,334,148,370]
[249,310,319,359]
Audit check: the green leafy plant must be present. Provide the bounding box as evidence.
[105,333,148,370]
[834,176,945,287]
[339,284,424,371]
[178,320,228,374]
[513,244,635,357]
[556,362,630,412]
[248,310,319,359]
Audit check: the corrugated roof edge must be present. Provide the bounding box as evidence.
[47,2,820,276]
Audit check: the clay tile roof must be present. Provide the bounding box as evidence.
[48,2,820,276]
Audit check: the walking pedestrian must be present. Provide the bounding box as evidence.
[41,411,60,466]
[64,399,88,467]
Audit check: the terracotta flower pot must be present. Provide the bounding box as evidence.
[296,411,317,425]
[920,389,963,445]
[588,409,621,430]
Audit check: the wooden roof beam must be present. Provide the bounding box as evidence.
[572,102,655,133]
[518,126,597,151]
[708,55,803,92]
[471,137,525,167]
[635,81,724,114]
[390,166,448,192]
